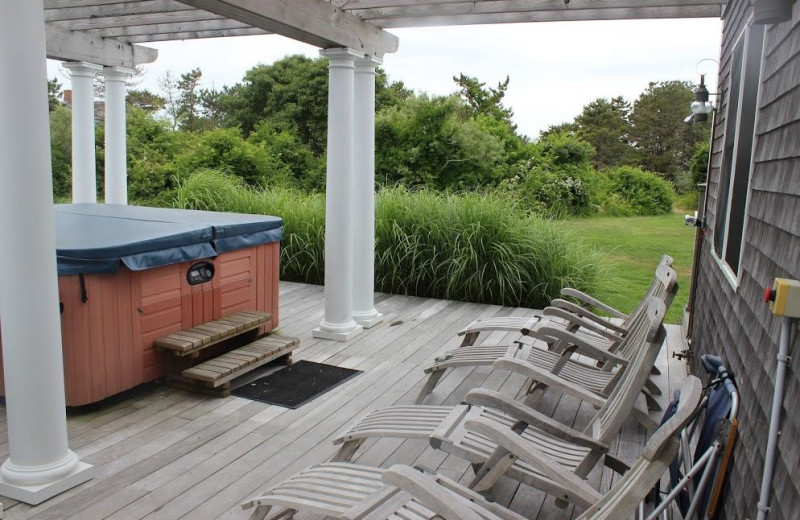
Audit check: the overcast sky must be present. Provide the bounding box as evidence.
[49,18,722,138]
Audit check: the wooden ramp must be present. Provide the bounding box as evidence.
[0,281,688,520]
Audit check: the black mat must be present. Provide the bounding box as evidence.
[233,360,362,408]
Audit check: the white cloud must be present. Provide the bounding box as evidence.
[47,17,722,138]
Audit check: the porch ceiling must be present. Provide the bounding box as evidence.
[44,0,726,66]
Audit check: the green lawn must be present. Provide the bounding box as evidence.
[564,213,696,324]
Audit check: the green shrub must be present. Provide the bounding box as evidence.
[674,190,700,211]
[168,170,608,309]
[375,95,506,189]
[539,131,596,166]
[509,132,598,217]
[601,166,675,215]
[50,105,72,198]
[175,127,292,188]
[249,123,326,191]
[690,141,710,186]
[127,107,187,202]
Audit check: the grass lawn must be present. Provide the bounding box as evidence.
[564,212,696,324]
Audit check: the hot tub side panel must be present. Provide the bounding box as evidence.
[60,272,140,405]
[214,242,279,333]
[133,242,280,387]
[0,241,280,406]
[258,241,280,331]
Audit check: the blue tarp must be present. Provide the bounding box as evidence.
[54,204,284,275]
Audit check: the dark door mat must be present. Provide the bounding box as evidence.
[232,360,362,408]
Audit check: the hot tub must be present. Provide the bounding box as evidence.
[0,204,283,406]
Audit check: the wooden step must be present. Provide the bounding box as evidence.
[154,310,270,357]
[181,335,300,388]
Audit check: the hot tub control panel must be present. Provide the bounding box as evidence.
[187,261,215,285]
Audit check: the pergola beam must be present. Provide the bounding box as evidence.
[89,18,249,38]
[350,0,726,21]
[45,0,193,21]
[333,0,725,8]
[46,25,158,67]
[123,27,267,43]
[176,0,399,56]
[370,5,724,27]
[89,18,252,38]
[49,10,225,31]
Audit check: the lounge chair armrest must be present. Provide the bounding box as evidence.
[464,388,608,448]
[548,299,628,336]
[536,325,628,367]
[464,416,604,509]
[542,306,625,342]
[376,466,527,520]
[560,288,627,319]
[375,466,484,520]
[489,359,607,408]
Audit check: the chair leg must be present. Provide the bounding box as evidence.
[603,453,630,475]
[645,378,662,396]
[244,504,296,520]
[416,369,446,404]
[469,448,516,492]
[632,407,660,432]
[332,440,364,462]
[643,391,663,412]
[460,331,479,347]
[266,509,297,520]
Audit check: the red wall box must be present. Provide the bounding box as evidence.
[0,204,283,406]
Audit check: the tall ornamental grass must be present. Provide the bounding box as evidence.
[169,170,609,309]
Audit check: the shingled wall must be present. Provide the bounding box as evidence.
[692,1,800,518]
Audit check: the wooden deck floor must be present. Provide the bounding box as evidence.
[0,281,688,520]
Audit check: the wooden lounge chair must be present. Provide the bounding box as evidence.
[416,262,677,406]
[332,298,667,500]
[457,254,674,350]
[241,375,703,520]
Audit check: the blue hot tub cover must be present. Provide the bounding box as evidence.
[55,204,284,275]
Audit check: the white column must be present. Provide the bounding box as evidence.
[352,56,384,328]
[313,48,364,342]
[63,61,102,204]
[103,67,132,205]
[0,0,93,505]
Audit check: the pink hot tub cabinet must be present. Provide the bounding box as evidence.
[0,204,283,406]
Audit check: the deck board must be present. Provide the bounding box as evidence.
[0,281,687,520]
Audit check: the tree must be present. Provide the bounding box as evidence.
[158,71,181,130]
[198,87,225,129]
[575,96,633,169]
[218,55,416,153]
[629,80,710,181]
[48,77,63,112]
[127,89,166,113]
[453,73,514,128]
[92,65,144,99]
[376,70,413,109]
[539,122,578,139]
[177,68,204,131]
[218,56,330,151]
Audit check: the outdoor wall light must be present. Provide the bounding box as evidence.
[753,0,794,25]
[685,74,715,125]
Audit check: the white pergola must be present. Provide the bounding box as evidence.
[0,0,725,507]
